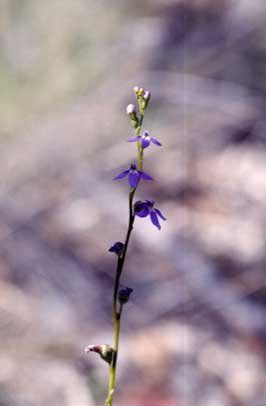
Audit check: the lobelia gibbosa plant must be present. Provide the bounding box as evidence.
[85,86,166,405]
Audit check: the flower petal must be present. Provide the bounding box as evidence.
[128,171,140,188]
[113,169,130,180]
[150,137,162,146]
[141,138,150,149]
[128,136,140,142]
[154,208,166,220]
[139,171,153,181]
[150,211,161,230]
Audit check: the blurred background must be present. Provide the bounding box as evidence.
[1,0,266,405]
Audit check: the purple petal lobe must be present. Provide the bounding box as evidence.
[145,200,154,209]
[141,138,150,149]
[128,171,140,188]
[113,169,129,180]
[140,171,153,181]
[150,211,161,230]
[128,136,140,142]
[154,208,166,220]
[150,137,162,146]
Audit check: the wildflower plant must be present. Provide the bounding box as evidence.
[85,86,166,405]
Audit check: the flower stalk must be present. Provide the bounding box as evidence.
[106,134,141,406]
[86,86,165,406]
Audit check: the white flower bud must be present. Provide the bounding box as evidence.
[126,104,137,115]
[143,90,150,101]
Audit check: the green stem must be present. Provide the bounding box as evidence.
[136,113,144,171]
[106,306,122,406]
[105,110,145,406]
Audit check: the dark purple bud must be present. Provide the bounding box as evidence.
[118,287,133,305]
[109,241,124,256]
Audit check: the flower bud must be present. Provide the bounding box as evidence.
[143,90,150,101]
[139,90,150,111]
[118,287,133,305]
[133,86,139,95]
[85,344,114,364]
[134,86,145,98]
[138,87,144,96]
[126,104,138,129]
[109,241,124,256]
[126,104,137,115]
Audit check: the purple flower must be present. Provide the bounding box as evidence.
[114,163,153,189]
[134,200,166,230]
[128,131,162,149]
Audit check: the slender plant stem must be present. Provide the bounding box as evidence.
[105,111,144,406]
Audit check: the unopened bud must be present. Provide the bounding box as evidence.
[143,90,150,101]
[138,87,144,96]
[134,86,145,98]
[126,104,137,115]
[126,104,138,129]
[85,344,114,364]
[118,287,133,305]
[140,90,151,111]
[134,86,139,95]
[109,241,124,256]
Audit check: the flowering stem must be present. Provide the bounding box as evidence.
[106,197,134,406]
[86,89,163,405]
[136,113,144,171]
[105,112,145,406]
